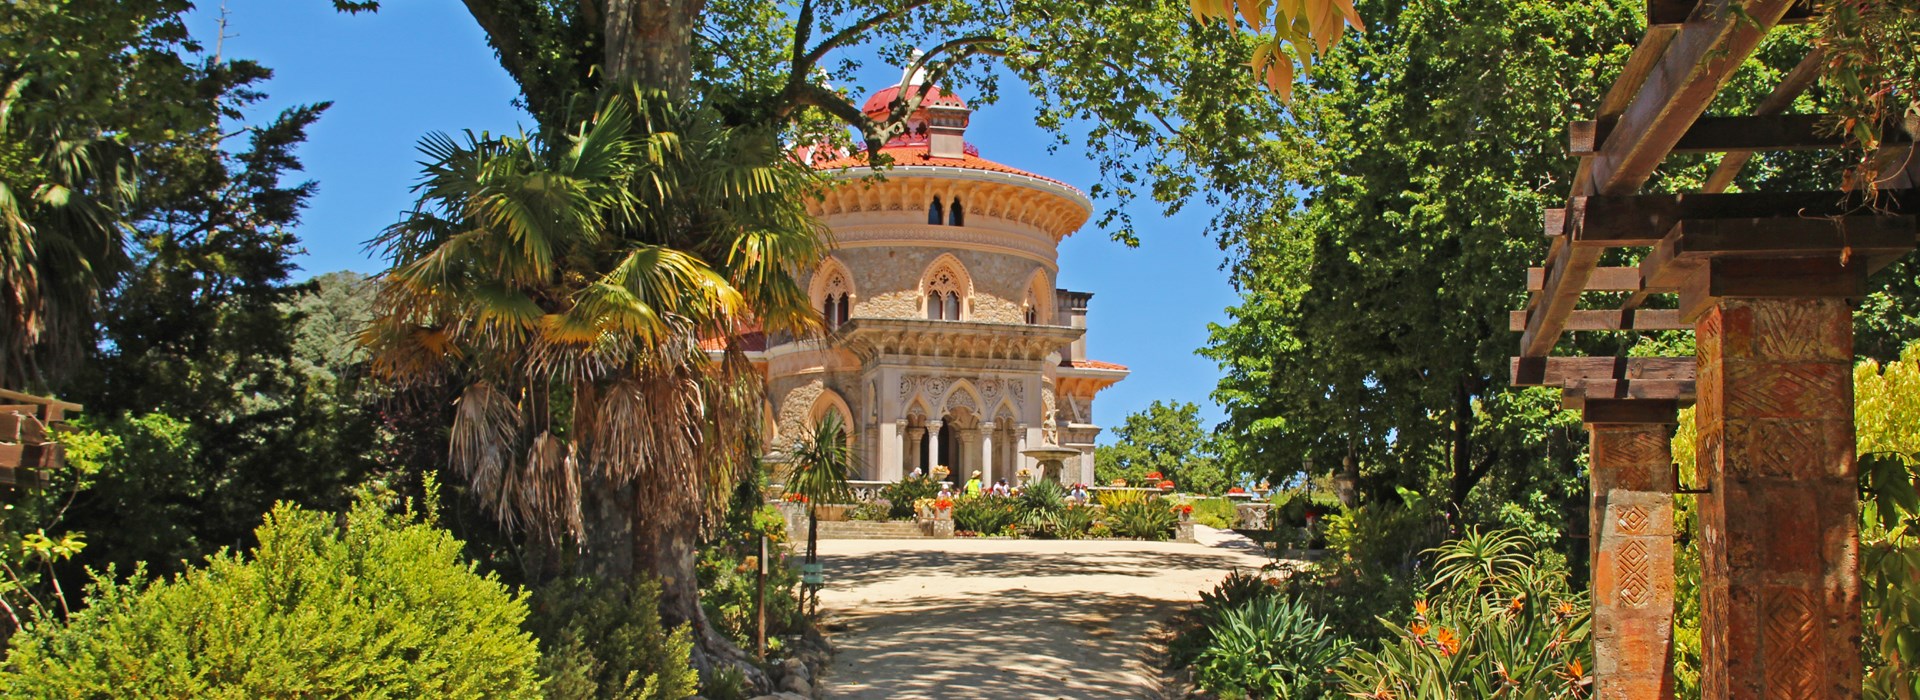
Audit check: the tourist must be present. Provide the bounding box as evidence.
[991,479,1010,497]
[1069,483,1089,505]
[909,466,924,479]
[965,471,984,497]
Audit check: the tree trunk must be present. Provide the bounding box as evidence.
[582,476,636,580]
[602,0,705,97]
[1446,378,1486,509]
[635,492,769,690]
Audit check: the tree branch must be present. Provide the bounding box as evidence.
[461,0,539,93]
[795,0,938,74]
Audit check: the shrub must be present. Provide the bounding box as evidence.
[880,477,941,519]
[952,496,1020,535]
[0,495,543,698]
[1105,499,1177,540]
[1054,504,1099,539]
[530,578,699,700]
[1193,593,1352,700]
[699,494,802,657]
[848,499,893,521]
[1334,530,1591,699]
[1170,568,1279,668]
[1191,497,1238,529]
[1096,487,1150,509]
[1018,479,1067,515]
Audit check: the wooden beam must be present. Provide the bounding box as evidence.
[1569,114,1896,157]
[1508,309,1687,332]
[1527,266,1643,292]
[1563,378,1696,405]
[1526,0,1802,357]
[1662,215,1917,259]
[1701,48,1827,194]
[1511,356,1696,387]
[1553,189,1917,247]
[1647,0,1815,28]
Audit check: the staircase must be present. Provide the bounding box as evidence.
[810,520,928,539]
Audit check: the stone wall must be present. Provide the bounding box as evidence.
[811,247,1048,325]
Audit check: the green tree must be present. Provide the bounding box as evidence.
[0,492,544,698]
[1095,400,1232,494]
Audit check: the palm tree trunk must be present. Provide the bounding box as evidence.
[636,500,769,688]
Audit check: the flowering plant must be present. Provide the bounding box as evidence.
[782,493,809,503]
[1110,479,1128,487]
[1175,504,1194,515]
[1144,471,1164,480]
[1156,480,1176,490]
[1227,487,1247,495]
[933,497,954,511]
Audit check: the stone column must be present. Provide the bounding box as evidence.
[1014,425,1029,482]
[926,421,944,483]
[878,420,903,482]
[907,426,926,476]
[1584,403,1678,700]
[1695,297,1859,699]
[981,422,996,485]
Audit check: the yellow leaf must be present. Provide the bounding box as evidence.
[1250,41,1274,71]
[1191,0,1208,21]
[1335,0,1365,30]
[1265,59,1294,103]
[1239,0,1268,30]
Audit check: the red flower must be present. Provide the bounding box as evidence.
[1156,480,1175,490]
[1144,471,1164,480]
[934,498,954,511]
[1176,504,1194,515]
[783,493,808,503]
[1227,487,1246,494]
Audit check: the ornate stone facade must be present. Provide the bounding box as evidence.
[744,77,1127,486]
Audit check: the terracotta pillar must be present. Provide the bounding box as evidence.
[1584,403,1678,700]
[1695,297,1859,699]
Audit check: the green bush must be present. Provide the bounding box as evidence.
[1170,568,1277,668]
[0,495,542,698]
[880,477,941,519]
[1054,504,1099,539]
[952,496,1020,535]
[848,500,892,521]
[1194,593,1352,700]
[530,578,698,700]
[1334,530,1591,699]
[699,491,802,658]
[1191,497,1238,529]
[1105,499,1177,540]
[1018,479,1067,515]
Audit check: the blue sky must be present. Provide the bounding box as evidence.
[191,1,1241,440]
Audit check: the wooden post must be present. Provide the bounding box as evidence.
[1694,296,1860,699]
[1582,398,1680,700]
[755,534,767,660]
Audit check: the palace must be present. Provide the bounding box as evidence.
[726,74,1128,486]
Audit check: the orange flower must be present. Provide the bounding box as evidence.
[1413,599,1429,617]
[1409,620,1430,636]
[1554,599,1575,616]
[1559,658,1586,682]
[1435,627,1460,656]
[934,497,954,511]
[1509,593,1528,612]
[1156,480,1176,489]
[1144,471,1164,480]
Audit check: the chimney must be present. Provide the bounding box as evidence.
[927,102,970,159]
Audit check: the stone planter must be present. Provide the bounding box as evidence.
[814,504,851,522]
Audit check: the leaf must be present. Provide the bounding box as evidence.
[1265,59,1295,103]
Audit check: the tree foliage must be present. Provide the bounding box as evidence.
[1095,400,1233,494]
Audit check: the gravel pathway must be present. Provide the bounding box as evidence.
[812,527,1272,699]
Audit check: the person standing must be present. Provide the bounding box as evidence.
[965,471,984,497]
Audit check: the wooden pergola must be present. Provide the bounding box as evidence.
[0,389,80,493]
[1510,1,1917,697]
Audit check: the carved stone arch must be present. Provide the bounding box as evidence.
[918,253,974,320]
[808,388,857,448]
[991,399,1018,426]
[1023,268,1053,325]
[942,379,982,416]
[809,256,857,308]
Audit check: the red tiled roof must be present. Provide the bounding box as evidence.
[860,86,967,118]
[1061,359,1129,371]
[812,145,1075,190]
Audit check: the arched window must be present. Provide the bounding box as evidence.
[1025,304,1037,325]
[811,260,856,330]
[920,254,971,322]
[948,198,965,226]
[927,291,944,320]
[836,293,849,327]
[823,293,850,330]
[928,197,944,225]
[943,292,960,321]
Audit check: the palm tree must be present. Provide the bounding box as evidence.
[363,86,826,678]
[784,413,855,611]
[1,86,136,390]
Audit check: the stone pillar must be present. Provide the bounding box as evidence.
[1695,297,1859,699]
[1014,424,1029,474]
[907,426,926,476]
[926,421,944,483]
[981,422,996,485]
[1584,404,1679,700]
[879,420,903,482]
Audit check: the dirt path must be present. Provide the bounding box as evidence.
[813,528,1272,699]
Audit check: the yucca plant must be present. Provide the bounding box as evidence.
[787,412,854,588]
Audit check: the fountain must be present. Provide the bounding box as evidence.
[1019,444,1082,484]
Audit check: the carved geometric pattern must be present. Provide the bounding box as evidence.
[1751,420,1823,478]
[1764,589,1818,698]
[1616,539,1651,608]
[1725,364,1847,419]
[1751,300,1843,361]
[1615,505,1651,536]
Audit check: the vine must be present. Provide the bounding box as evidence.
[1816,0,1920,195]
